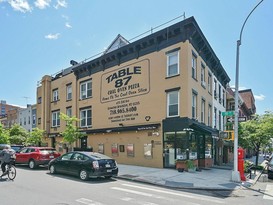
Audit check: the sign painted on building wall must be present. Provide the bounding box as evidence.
[100,59,150,103]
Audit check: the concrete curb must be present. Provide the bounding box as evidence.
[114,175,243,191]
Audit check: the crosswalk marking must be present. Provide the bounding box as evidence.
[263,185,273,200]
[119,183,224,204]
[76,198,104,205]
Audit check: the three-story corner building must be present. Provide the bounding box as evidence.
[36,16,230,168]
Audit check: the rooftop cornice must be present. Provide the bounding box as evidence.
[74,17,230,87]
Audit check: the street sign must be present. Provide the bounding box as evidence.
[238,117,246,122]
[227,117,234,122]
[222,111,234,116]
[227,116,246,122]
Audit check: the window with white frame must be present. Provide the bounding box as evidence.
[201,64,205,87]
[166,51,179,77]
[208,73,212,93]
[32,114,36,125]
[52,89,59,102]
[66,107,72,117]
[214,79,217,99]
[80,107,92,127]
[201,99,205,123]
[222,89,225,107]
[208,104,212,127]
[80,80,92,100]
[167,90,179,117]
[52,111,60,127]
[218,111,222,130]
[218,84,222,103]
[214,107,217,129]
[192,92,197,119]
[66,84,72,100]
[192,53,197,79]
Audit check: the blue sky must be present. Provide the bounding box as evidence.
[0,0,272,114]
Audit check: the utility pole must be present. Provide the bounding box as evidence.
[232,0,264,182]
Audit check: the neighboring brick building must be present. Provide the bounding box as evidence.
[37,17,230,168]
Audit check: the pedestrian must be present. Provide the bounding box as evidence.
[0,145,15,177]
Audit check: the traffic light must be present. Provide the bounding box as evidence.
[226,131,234,141]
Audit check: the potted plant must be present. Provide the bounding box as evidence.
[186,159,196,172]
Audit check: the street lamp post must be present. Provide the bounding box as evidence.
[232,0,264,182]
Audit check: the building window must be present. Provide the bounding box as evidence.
[208,104,212,127]
[167,91,179,117]
[80,80,92,100]
[80,107,92,127]
[52,111,60,127]
[214,79,217,99]
[218,111,222,131]
[218,84,222,104]
[32,114,36,125]
[201,64,206,87]
[214,107,217,129]
[66,107,72,117]
[166,51,179,77]
[222,89,225,107]
[208,73,212,93]
[66,84,72,101]
[37,97,42,104]
[192,53,197,79]
[192,92,197,119]
[201,99,205,123]
[52,89,59,102]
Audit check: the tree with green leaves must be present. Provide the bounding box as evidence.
[26,127,45,146]
[239,111,273,166]
[60,112,83,151]
[9,124,28,145]
[0,123,9,144]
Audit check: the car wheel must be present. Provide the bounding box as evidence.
[79,169,89,181]
[49,165,56,174]
[29,160,36,169]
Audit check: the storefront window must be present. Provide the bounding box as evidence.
[176,131,188,160]
[189,132,197,159]
[205,135,212,158]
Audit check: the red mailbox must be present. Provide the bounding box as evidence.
[238,148,244,159]
[238,148,246,181]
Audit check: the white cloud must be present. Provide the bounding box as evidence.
[54,0,67,9]
[254,94,265,101]
[65,22,72,28]
[45,33,60,40]
[8,0,32,13]
[34,0,51,9]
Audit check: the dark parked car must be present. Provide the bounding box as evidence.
[267,154,273,179]
[15,147,60,169]
[48,151,118,181]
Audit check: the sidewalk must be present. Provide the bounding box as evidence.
[115,164,255,191]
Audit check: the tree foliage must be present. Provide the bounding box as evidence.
[9,124,28,145]
[60,113,83,150]
[239,111,273,166]
[0,123,10,144]
[26,127,44,146]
